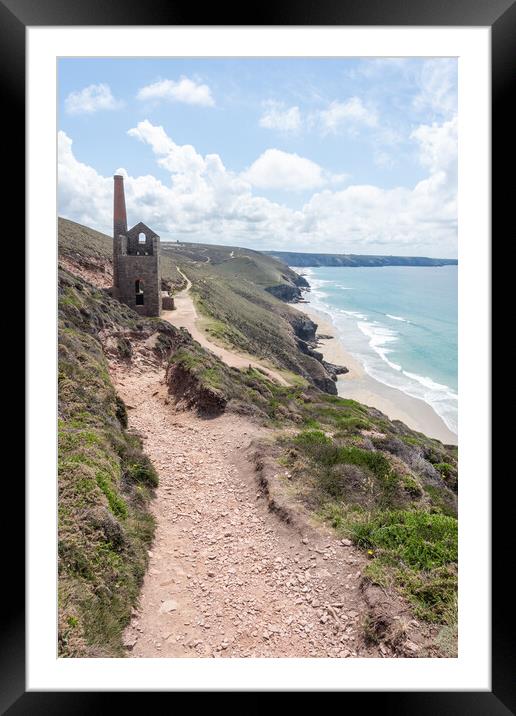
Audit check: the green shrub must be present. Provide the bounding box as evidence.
[95,470,128,518]
[115,396,128,428]
[294,429,332,447]
[293,430,337,464]
[116,336,132,359]
[123,451,159,489]
[435,462,453,477]
[302,417,321,429]
[351,509,457,570]
[354,509,458,624]
[335,446,391,476]
[399,564,458,623]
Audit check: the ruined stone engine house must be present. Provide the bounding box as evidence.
[112,174,165,317]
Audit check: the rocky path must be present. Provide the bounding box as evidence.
[114,361,382,658]
[162,269,289,387]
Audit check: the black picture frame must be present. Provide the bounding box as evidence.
[7,0,512,709]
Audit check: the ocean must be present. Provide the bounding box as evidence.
[297,265,458,435]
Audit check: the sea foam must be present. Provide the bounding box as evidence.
[357,321,402,372]
[386,313,410,323]
[300,267,458,436]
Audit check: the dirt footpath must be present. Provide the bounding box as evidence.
[162,270,289,386]
[113,362,382,658]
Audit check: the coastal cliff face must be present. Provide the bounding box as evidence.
[265,283,304,302]
[288,313,317,342]
[263,250,458,268]
[264,271,310,302]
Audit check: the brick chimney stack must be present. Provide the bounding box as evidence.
[113,174,128,239]
[113,174,128,293]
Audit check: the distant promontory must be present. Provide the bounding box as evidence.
[262,251,458,268]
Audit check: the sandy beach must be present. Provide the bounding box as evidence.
[295,302,458,446]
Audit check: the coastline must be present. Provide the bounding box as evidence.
[295,300,458,446]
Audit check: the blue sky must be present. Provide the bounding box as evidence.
[58,57,458,257]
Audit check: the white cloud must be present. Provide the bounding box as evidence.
[242,149,325,191]
[58,131,112,228]
[414,59,457,119]
[294,116,457,254]
[318,97,378,133]
[64,83,122,115]
[411,115,457,177]
[410,116,458,196]
[259,102,302,132]
[374,151,394,168]
[128,120,206,178]
[58,120,456,257]
[137,77,215,106]
[298,177,456,255]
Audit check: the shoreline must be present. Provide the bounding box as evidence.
[294,300,458,446]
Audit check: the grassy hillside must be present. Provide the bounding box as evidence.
[162,239,307,290]
[59,218,340,393]
[58,218,113,263]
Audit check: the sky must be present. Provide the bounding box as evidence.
[58,57,457,257]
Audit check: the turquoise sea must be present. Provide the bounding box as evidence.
[299,265,458,434]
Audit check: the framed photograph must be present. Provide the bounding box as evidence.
[10,0,511,707]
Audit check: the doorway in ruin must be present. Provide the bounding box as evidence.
[135,279,144,305]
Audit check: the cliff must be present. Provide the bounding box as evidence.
[263,250,458,268]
